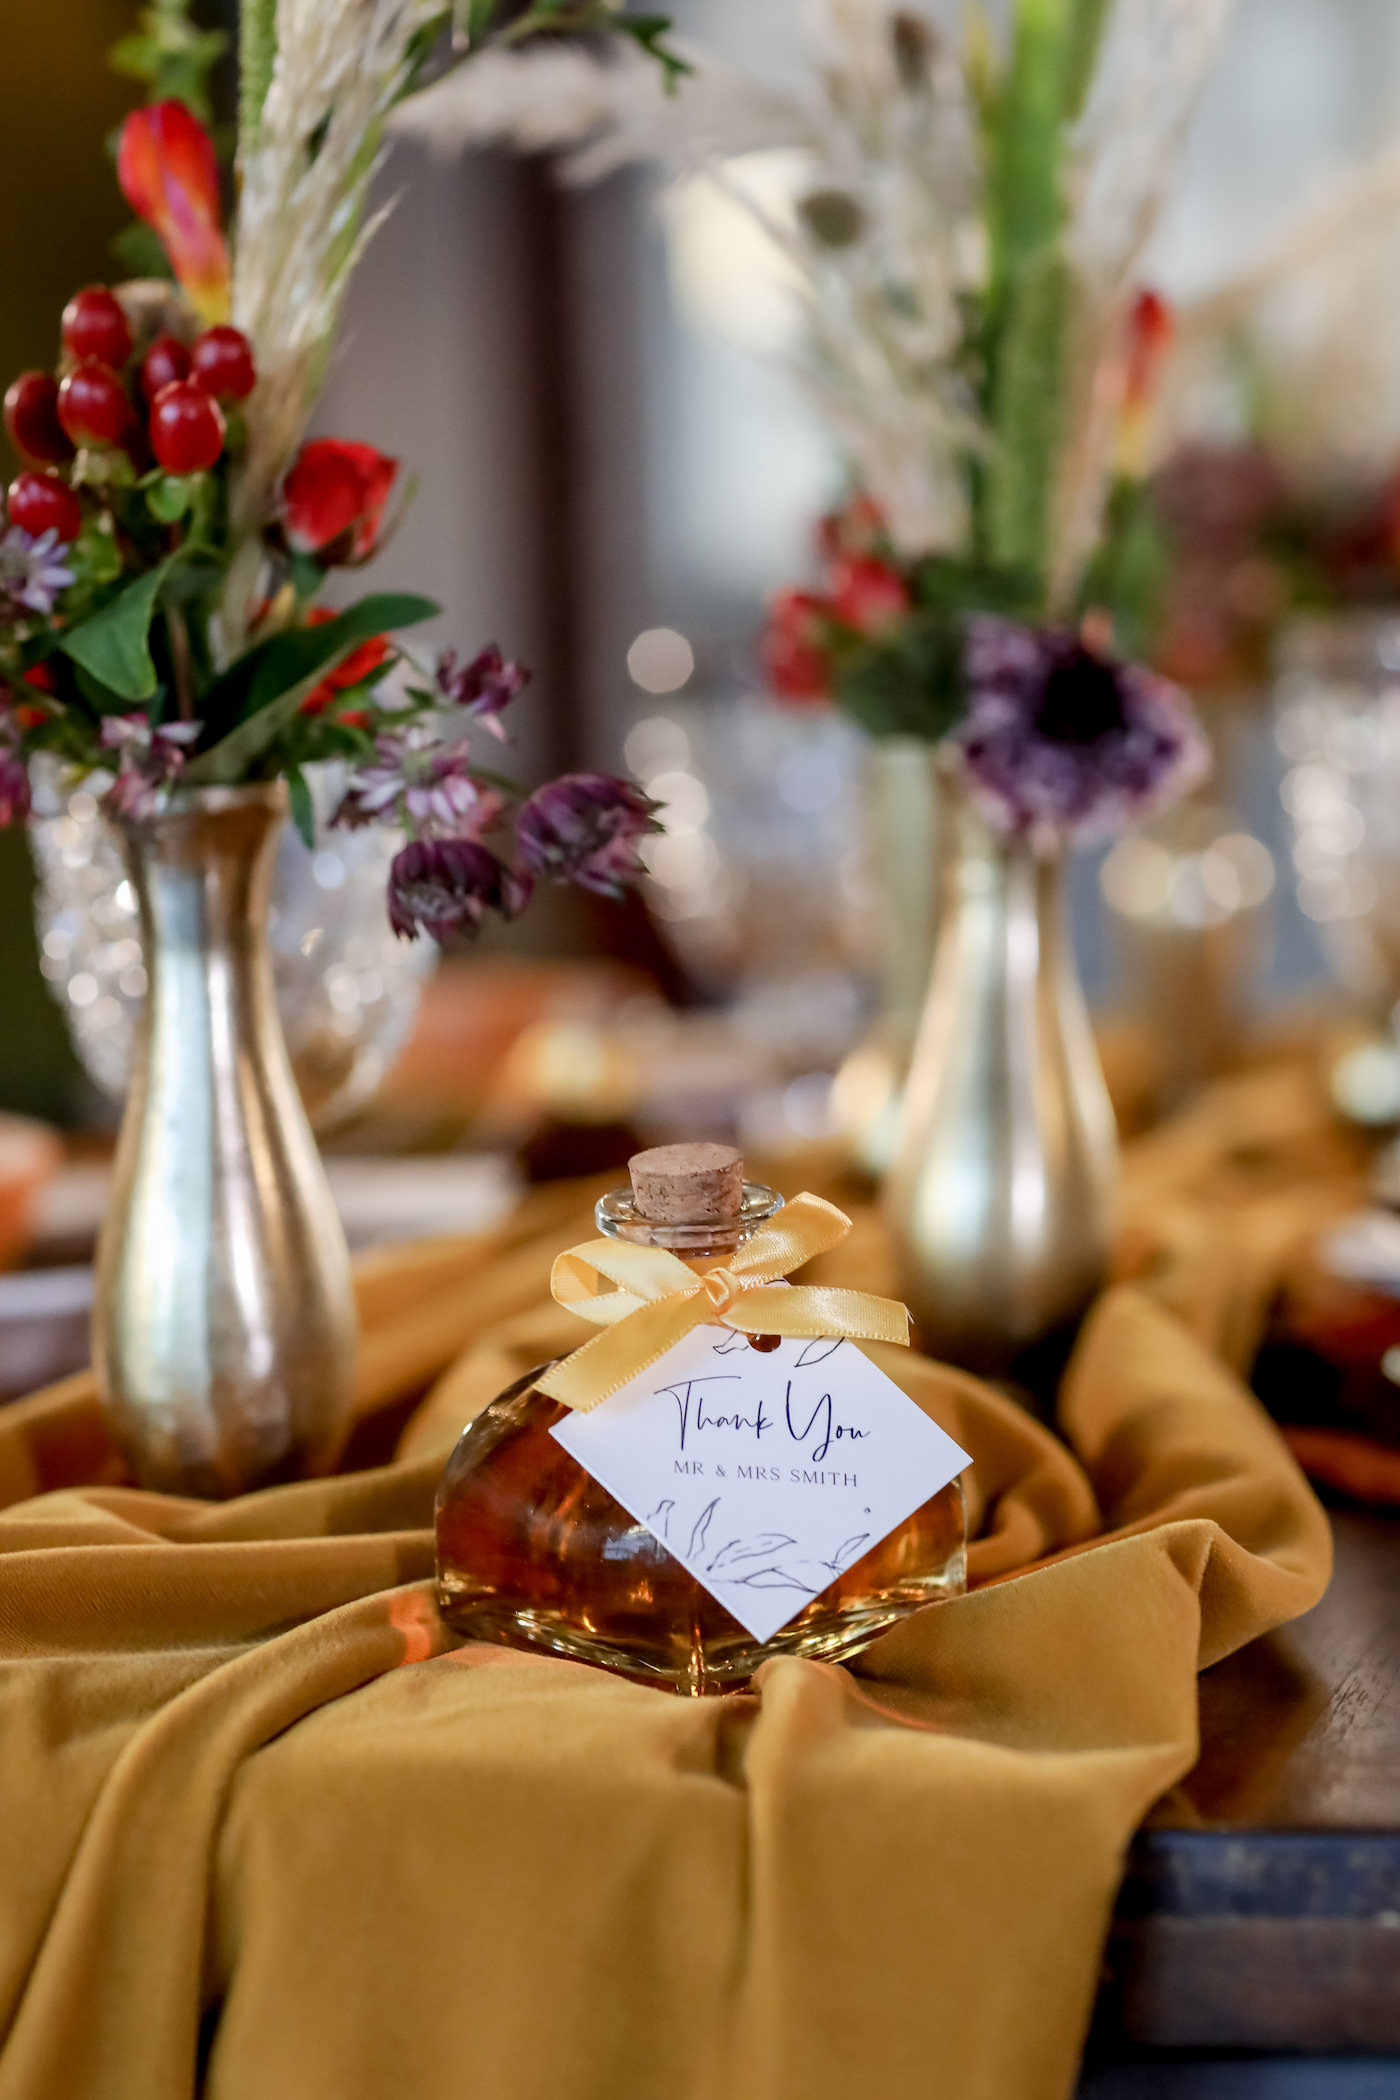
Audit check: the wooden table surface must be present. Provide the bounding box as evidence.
[1099,1507,1400,2058]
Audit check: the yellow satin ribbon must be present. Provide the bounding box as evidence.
[535,1192,910,1411]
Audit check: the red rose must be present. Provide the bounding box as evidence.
[280,440,398,564]
[827,556,910,635]
[760,589,832,704]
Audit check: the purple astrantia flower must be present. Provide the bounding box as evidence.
[386,836,532,944]
[100,713,202,821]
[954,617,1210,850]
[436,645,529,742]
[515,773,659,897]
[336,723,502,836]
[0,527,75,616]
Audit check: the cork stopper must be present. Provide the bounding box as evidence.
[628,1142,744,1225]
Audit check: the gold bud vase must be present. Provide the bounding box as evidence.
[883,777,1117,1382]
[94,784,357,1497]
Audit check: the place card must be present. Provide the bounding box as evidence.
[552,1323,971,1643]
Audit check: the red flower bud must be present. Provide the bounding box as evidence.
[280,439,398,563]
[117,102,231,326]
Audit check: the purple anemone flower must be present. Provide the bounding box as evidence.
[387,836,532,945]
[437,645,529,742]
[955,618,1210,849]
[0,527,75,617]
[515,773,659,897]
[100,713,201,822]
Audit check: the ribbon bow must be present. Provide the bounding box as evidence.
[535,1192,910,1412]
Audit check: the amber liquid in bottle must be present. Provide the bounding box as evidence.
[436,1151,967,1696]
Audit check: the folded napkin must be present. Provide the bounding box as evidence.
[0,1161,1329,2100]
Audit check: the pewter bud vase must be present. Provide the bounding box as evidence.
[94,784,356,1498]
[883,781,1117,1386]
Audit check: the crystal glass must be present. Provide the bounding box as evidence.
[1274,614,1400,1010]
[29,759,435,1130]
[436,1181,966,1696]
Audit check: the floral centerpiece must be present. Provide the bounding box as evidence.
[429,0,1219,848]
[0,0,677,1499]
[425,0,1233,1382]
[0,138,656,937]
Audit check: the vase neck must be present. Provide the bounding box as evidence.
[938,778,1065,943]
[116,786,287,958]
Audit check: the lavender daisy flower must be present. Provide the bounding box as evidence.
[515,773,660,898]
[387,837,532,944]
[437,645,530,742]
[336,724,502,836]
[955,618,1210,851]
[100,714,201,821]
[0,527,75,616]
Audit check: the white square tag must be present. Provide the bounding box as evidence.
[551,1324,971,1644]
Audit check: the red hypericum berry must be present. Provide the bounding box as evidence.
[57,361,134,449]
[4,371,73,463]
[190,326,256,402]
[60,286,133,370]
[149,380,225,473]
[22,662,57,694]
[140,333,192,405]
[7,470,81,544]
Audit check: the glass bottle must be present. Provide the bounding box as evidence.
[436,1146,967,1696]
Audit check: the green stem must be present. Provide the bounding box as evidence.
[166,603,195,722]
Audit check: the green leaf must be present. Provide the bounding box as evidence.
[831,615,965,743]
[66,520,125,592]
[287,765,317,851]
[57,561,172,704]
[72,662,136,718]
[985,248,1070,584]
[186,592,438,784]
[110,221,172,281]
[108,33,163,78]
[146,473,200,524]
